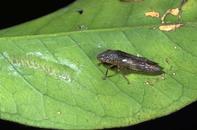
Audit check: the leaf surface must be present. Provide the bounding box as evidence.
[0,0,197,129]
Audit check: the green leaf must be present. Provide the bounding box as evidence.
[0,0,197,129]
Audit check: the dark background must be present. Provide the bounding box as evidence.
[0,0,196,129]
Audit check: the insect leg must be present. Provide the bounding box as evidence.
[103,64,115,80]
[116,64,130,84]
[117,64,121,72]
[103,69,109,80]
[122,75,130,84]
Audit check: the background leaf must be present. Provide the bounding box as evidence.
[0,0,197,129]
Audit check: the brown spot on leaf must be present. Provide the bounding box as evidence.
[159,24,183,31]
[161,8,181,23]
[145,11,160,18]
[169,8,180,16]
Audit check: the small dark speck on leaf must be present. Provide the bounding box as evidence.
[76,9,84,15]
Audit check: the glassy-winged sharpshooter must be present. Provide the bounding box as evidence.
[97,49,164,84]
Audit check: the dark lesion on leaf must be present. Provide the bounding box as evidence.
[76,8,84,15]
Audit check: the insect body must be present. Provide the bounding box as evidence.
[97,49,164,83]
